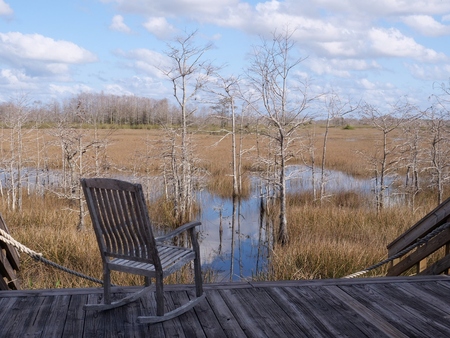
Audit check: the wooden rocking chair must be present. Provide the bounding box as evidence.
[81,178,204,324]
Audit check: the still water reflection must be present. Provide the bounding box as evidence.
[197,165,382,282]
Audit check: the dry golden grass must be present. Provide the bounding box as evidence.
[315,125,379,177]
[2,125,375,179]
[270,203,417,280]
[4,194,208,289]
[1,125,442,288]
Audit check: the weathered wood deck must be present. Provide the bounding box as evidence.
[0,275,449,337]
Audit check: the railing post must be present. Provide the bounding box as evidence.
[388,257,400,273]
[0,215,21,290]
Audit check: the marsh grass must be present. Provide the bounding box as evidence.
[1,127,445,289]
[266,192,437,280]
[4,194,209,289]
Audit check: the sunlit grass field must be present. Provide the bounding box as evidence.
[1,125,442,288]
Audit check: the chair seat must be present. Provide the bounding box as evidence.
[108,245,196,277]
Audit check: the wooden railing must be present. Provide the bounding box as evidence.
[0,214,20,290]
[387,197,450,276]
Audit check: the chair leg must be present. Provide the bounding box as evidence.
[194,256,203,297]
[189,228,203,297]
[155,273,164,316]
[104,265,111,304]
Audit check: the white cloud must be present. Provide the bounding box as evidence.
[49,84,93,96]
[317,41,361,57]
[0,32,97,76]
[0,68,34,88]
[126,76,168,96]
[102,83,134,96]
[114,48,170,78]
[401,15,450,37]
[368,27,447,62]
[308,58,381,77]
[0,32,97,64]
[0,0,13,17]
[143,17,176,39]
[355,77,405,107]
[359,78,377,90]
[109,15,132,33]
[311,0,450,17]
[406,63,450,81]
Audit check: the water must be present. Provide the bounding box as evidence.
[1,165,389,282]
[196,165,387,282]
[197,189,270,282]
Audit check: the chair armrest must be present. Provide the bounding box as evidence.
[155,221,201,243]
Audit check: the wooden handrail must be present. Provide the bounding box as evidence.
[0,214,20,290]
[387,197,450,276]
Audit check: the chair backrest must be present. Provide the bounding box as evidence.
[81,178,159,265]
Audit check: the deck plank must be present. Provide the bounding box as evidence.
[4,295,45,337]
[160,292,187,338]
[105,292,131,338]
[371,282,450,336]
[83,293,108,337]
[186,289,228,338]
[0,276,449,337]
[219,288,274,338]
[295,284,376,337]
[265,286,333,337]
[171,290,206,338]
[355,282,448,337]
[0,297,15,329]
[204,289,247,338]
[238,287,305,337]
[416,279,450,300]
[340,282,427,337]
[138,291,168,338]
[61,294,87,338]
[395,282,450,317]
[41,295,72,338]
[325,285,409,337]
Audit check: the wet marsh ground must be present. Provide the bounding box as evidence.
[1,125,443,288]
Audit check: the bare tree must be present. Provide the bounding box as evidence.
[360,101,419,213]
[422,82,450,204]
[400,118,426,211]
[423,106,450,204]
[246,28,315,245]
[319,92,358,203]
[0,96,34,211]
[50,99,111,230]
[160,30,214,223]
[209,75,248,197]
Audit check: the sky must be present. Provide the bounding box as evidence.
[0,0,450,109]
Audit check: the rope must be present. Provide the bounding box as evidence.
[0,228,42,259]
[0,228,106,286]
[3,220,449,284]
[343,221,450,278]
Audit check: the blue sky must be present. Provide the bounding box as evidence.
[0,0,449,109]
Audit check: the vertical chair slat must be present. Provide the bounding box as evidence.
[116,190,136,256]
[99,187,119,255]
